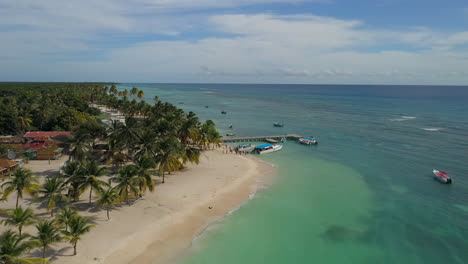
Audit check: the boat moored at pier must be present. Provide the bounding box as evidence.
[236,143,254,152]
[299,137,317,145]
[253,144,283,154]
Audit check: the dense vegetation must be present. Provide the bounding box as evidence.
[0,83,106,134]
[0,82,222,262]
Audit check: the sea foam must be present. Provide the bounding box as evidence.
[390,116,417,121]
[422,128,443,132]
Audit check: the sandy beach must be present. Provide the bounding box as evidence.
[0,149,275,264]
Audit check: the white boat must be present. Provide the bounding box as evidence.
[253,144,283,154]
[299,137,317,145]
[237,143,254,152]
[433,169,452,184]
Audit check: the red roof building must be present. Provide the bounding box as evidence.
[22,142,53,151]
[24,131,72,141]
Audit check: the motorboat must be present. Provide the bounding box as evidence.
[273,122,284,127]
[299,137,318,145]
[253,144,283,154]
[433,169,452,184]
[205,105,209,108]
[226,133,236,137]
[221,110,227,114]
[229,124,233,129]
[237,143,254,152]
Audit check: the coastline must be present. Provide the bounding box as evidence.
[50,149,276,264]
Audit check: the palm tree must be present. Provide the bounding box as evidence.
[122,89,129,97]
[61,161,84,202]
[63,215,94,255]
[103,137,126,172]
[1,168,40,208]
[133,156,156,195]
[182,146,201,165]
[156,137,183,184]
[79,160,109,206]
[0,230,46,264]
[54,206,78,232]
[109,165,139,205]
[137,90,145,99]
[109,84,118,95]
[17,114,32,134]
[32,220,62,259]
[130,87,138,97]
[178,112,200,145]
[0,206,35,236]
[97,188,119,220]
[37,177,68,217]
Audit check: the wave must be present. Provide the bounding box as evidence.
[390,115,417,122]
[422,127,443,132]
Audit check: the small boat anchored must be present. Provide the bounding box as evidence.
[229,124,233,129]
[226,133,236,137]
[273,122,284,127]
[221,110,227,114]
[299,137,318,145]
[253,144,283,154]
[433,169,452,184]
[236,143,254,152]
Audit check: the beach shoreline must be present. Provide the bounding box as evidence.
[37,149,276,264]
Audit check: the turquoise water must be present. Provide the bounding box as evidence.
[122,84,468,264]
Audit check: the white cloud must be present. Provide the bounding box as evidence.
[1,1,468,84]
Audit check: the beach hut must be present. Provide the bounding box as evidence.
[36,145,64,160]
[0,158,20,175]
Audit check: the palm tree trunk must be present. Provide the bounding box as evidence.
[16,192,19,208]
[89,188,92,206]
[50,209,54,217]
[42,246,46,258]
[162,171,165,184]
[73,242,77,255]
[107,207,110,220]
[19,226,22,236]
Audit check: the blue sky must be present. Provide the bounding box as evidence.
[1,0,468,84]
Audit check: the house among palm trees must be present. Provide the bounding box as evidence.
[24,131,72,142]
[22,132,72,160]
[0,158,20,175]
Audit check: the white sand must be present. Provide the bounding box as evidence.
[0,150,275,264]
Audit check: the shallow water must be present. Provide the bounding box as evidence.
[121,83,468,264]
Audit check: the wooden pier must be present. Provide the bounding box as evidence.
[222,134,303,143]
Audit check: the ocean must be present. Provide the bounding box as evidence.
[120,83,468,264]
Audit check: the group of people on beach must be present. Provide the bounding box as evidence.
[222,145,249,155]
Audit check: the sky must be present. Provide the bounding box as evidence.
[1,0,468,85]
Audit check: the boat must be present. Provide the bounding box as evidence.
[433,169,452,184]
[221,110,227,114]
[226,133,236,137]
[253,144,283,154]
[273,122,284,127]
[205,105,209,108]
[299,137,318,145]
[237,143,254,152]
[178,101,184,104]
[229,124,233,129]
